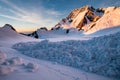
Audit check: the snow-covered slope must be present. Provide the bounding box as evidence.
[37,27,67,38]
[13,32,120,79]
[0,47,115,80]
[0,24,39,46]
[26,26,86,40]
[0,25,116,80]
[86,26,120,37]
[84,7,120,34]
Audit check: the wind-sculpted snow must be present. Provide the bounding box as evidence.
[13,32,120,78]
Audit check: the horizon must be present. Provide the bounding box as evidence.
[0,0,120,33]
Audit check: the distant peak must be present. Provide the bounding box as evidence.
[79,5,95,11]
[3,24,16,31]
[72,5,93,12]
[83,5,93,9]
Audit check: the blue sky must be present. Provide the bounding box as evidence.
[0,0,120,32]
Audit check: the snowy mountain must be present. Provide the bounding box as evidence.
[84,7,120,34]
[25,6,120,39]
[53,5,103,30]
[60,5,104,29]
[22,31,39,38]
[0,24,39,46]
[25,27,71,39]
[2,24,17,31]
[56,5,120,34]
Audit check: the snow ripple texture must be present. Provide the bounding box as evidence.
[13,32,120,78]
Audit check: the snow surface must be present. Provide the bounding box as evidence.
[85,7,120,34]
[0,25,118,80]
[0,46,116,80]
[85,26,120,37]
[36,26,120,42]
[13,32,120,79]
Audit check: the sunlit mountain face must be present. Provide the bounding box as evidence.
[0,0,120,33]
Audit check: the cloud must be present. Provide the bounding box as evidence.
[0,0,62,27]
[45,9,62,16]
[0,14,22,21]
[1,0,27,14]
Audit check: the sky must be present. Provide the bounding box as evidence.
[0,0,120,32]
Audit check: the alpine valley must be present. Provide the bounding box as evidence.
[0,6,120,80]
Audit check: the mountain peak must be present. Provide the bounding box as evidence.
[52,6,120,34]
[81,5,95,11]
[2,24,16,31]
